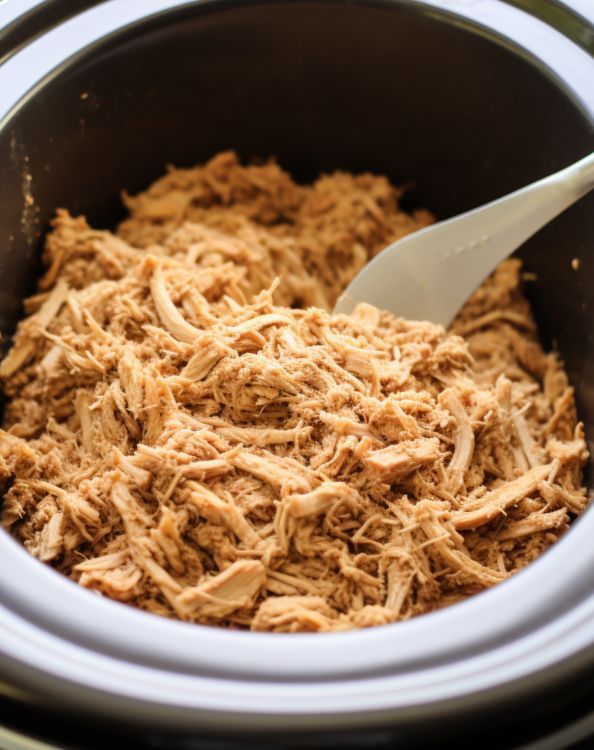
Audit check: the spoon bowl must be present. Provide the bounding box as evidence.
[334,152,594,326]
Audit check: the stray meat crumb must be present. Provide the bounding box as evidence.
[0,151,589,632]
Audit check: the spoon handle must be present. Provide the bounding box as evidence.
[476,151,594,269]
[560,151,594,199]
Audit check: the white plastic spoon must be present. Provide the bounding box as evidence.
[334,152,594,326]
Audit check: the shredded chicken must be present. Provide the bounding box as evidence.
[0,151,589,632]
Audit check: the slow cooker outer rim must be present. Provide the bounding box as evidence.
[1,0,594,128]
[0,0,593,727]
[1,507,594,683]
[0,592,593,730]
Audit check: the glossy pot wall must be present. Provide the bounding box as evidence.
[0,1,593,747]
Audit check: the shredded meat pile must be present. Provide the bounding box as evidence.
[0,152,588,632]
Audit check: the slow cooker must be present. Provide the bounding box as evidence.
[0,1,593,748]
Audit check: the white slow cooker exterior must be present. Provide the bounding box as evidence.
[0,0,592,738]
